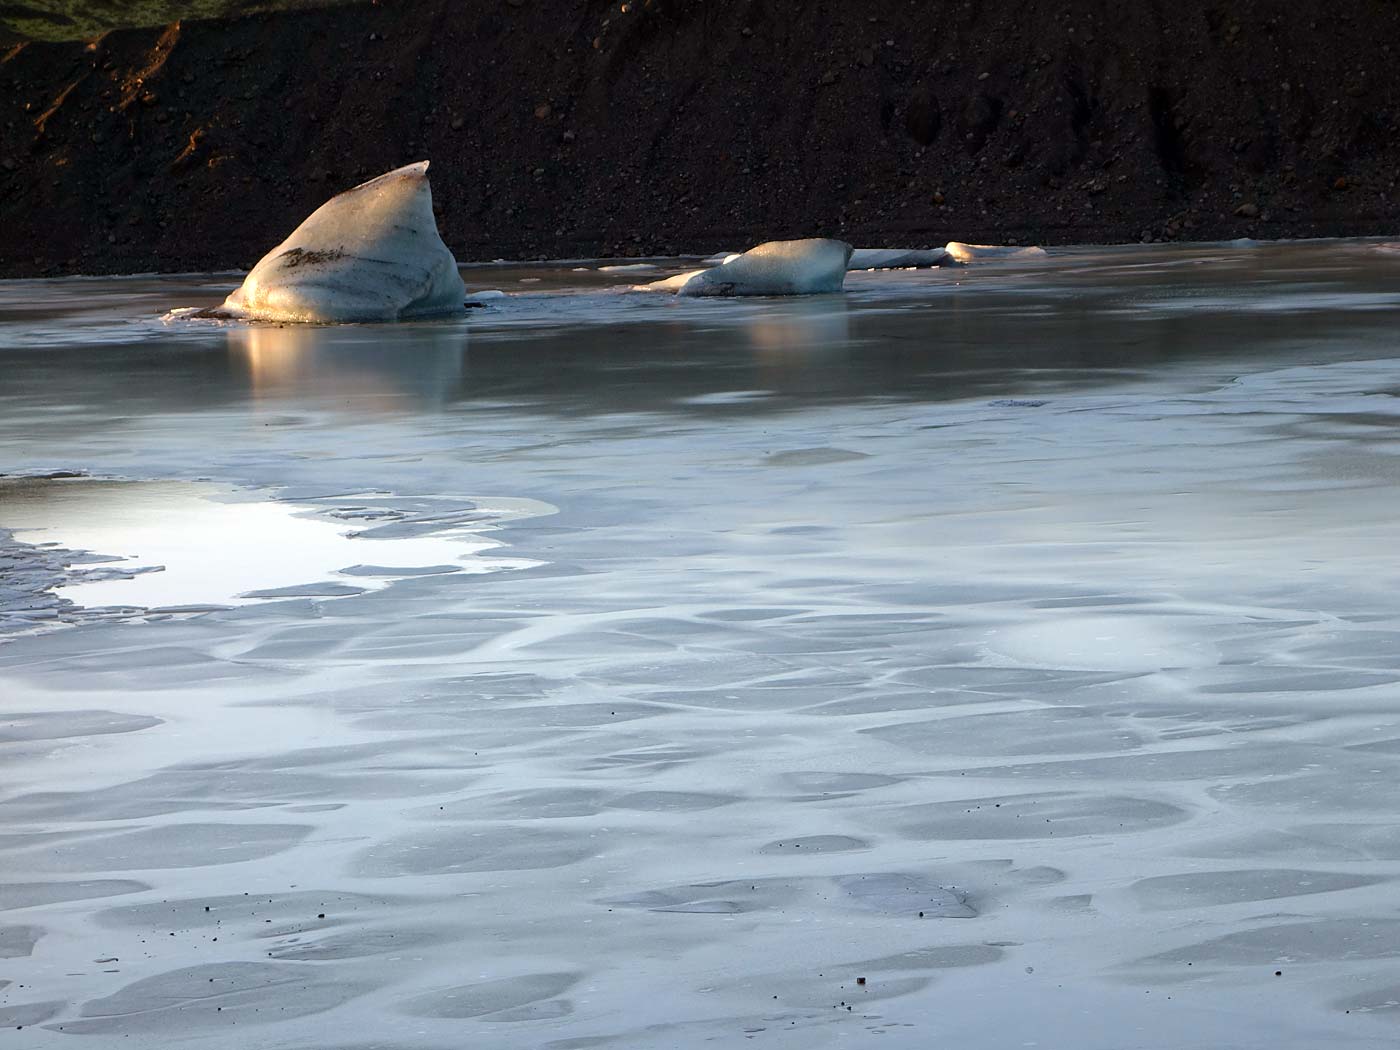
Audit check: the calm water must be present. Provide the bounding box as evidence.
[3,243,1400,1048]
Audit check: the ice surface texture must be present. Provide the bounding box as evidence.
[215,162,465,323]
[645,238,852,296]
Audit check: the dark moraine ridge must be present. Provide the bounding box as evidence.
[2,0,1399,277]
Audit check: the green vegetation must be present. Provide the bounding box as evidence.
[1,0,359,41]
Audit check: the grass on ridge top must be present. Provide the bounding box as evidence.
[1,0,361,41]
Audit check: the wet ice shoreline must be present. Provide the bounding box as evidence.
[3,243,1400,1047]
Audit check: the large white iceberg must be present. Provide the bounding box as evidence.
[643,239,852,296]
[213,161,466,323]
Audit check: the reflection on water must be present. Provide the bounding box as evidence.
[227,322,468,411]
[742,297,850,357]
[0,477,540,609]
[3,243,1400,422]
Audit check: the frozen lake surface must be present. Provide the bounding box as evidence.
[3,242,1400,1047]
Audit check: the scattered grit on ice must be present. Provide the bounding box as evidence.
[203,161,466,324]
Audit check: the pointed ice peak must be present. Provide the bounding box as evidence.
[214,161,466,323]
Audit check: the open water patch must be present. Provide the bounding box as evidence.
[0,475,550,627]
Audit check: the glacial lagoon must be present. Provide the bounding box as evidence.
[3,242,1400,1047]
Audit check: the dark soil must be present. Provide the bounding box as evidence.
[2,0,1399,277]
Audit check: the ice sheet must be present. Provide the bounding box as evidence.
[3,240,1400,1048]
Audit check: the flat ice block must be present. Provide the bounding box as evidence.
[644,239,852,296]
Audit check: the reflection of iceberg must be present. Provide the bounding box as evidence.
[744,298,854,394]
[744,297,851,356]
[228,322,467,410]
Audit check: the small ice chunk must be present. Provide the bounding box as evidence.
[209,161,466,323]
[161,306,207,321]
[848,248,952,270]
[944,241,1048,262]
[597,263,657,272]
[638,268,708,293]
[643,239,852,296]
[465,289,507,301]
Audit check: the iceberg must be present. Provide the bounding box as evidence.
[643,239,852,296]
[944,241,1048,263]
[211,161,466,323]
[643,268,710,293]
[847,248,953,270]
